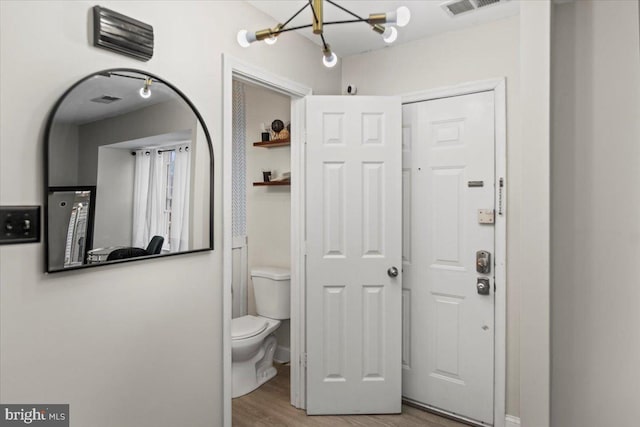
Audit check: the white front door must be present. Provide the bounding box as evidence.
[402,91,496,425]
[305,96,402,415]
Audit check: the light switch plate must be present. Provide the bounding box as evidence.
[478,209,495,224]
[0,206,41,244]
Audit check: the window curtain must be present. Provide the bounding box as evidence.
[147,150,167,246]
[132,150,151,248]
[132,149,172,250]
[170,144,191,252]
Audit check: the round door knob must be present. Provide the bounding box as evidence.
[387,266,399,278]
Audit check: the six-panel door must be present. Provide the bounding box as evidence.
[306,96,402,415]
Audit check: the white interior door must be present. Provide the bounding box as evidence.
[305,96,402,415]
[402,91,496,425]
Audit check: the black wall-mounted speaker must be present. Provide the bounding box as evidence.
[92,6,154,62]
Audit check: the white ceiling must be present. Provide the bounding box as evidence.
[247,0,520,57]
[54,72,176,125]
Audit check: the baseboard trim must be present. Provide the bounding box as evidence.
[402,397,485,427]
[274,345,290,364]
[402,397,520,427]
[505,415,521,427]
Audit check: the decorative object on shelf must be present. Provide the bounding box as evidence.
[236,0,411,69]
[261,131,270,142]
[92,6,154,61]
[271,119,288,140]
[262,171,272,182]
[272,171,291,182]
[278,128,290,141]
[271,119,285,132]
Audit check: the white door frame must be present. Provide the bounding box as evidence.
[400,78,507,427]
[222,54,312,427]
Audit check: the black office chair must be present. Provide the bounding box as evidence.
[145,235,164,255]
[106,247,149,261]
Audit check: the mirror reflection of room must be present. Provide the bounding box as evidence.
[47,71,211,271]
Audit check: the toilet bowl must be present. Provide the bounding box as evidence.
[232,266,290,398]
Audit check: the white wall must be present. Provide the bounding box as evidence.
[551,2,640,427]
[77,99,197,186]
[0,2,339,427]
[93,147,135,248]
[49,122,79,186]
[518,2,551,425]
[244,83,292,350]
[341,16,522,416]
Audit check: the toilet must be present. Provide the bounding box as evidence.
[232,266,290,398]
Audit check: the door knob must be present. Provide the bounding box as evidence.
[387,266,399,278]
[477,277,490,295]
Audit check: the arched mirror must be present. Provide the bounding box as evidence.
[45,69,213,272]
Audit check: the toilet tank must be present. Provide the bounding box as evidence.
[251,266,290,320]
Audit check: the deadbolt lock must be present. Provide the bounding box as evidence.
[476,250,491,274]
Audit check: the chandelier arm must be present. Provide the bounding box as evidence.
[325,0,365,21]
[273,20,367,39]
[275,24,314,35]
[281,2,310,29]
[275,19,371,37]
[322,19,368,25]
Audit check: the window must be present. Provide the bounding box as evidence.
[161,150,176,251]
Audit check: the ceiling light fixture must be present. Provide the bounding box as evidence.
[237,0,411,69]
[139,77,152,99]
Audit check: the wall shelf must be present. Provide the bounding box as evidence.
[253,138,290,148]
[253,181,290,187]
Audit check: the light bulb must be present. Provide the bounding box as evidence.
[139,86,151,99]
[396,6,411,27]
[265,35,278,45]
[237,29,257,48]
[382,26,398,44]
[323,51,338,68]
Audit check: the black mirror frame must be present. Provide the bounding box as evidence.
[44,68,214,273]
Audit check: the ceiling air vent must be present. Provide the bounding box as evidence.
[475,0,501,7]
[441,0,509,17]
[90,95,122,104]
[441,0,475,16]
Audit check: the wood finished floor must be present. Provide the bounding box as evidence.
[232,364,468,427]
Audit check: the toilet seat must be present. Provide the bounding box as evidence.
[232,315,268,340]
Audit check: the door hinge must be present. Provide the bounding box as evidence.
[301,352,307,368]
